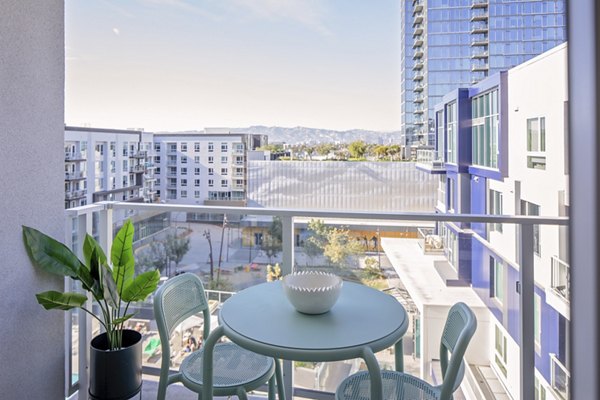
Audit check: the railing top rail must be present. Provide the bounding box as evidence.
[64,201,570,226]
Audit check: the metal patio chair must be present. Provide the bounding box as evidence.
[335,302,477,400]
[154,273,280,400]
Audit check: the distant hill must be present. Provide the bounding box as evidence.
[230,125,401,145]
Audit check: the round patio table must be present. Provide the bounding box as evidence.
[213,281,409,400]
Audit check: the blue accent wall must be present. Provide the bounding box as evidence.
[470,175,487,238]
[534,286,562,383]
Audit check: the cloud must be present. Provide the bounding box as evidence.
[231,0,330,35]
[112,27,120,35]
[136,0,220,20]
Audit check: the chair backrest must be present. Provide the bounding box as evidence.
[153,273,211,361]
[438,302,477,400]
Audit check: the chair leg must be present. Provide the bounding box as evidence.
[197,393,202,400]
[237,386,248,400]
[268,374,276,400]
[157,377,168,400]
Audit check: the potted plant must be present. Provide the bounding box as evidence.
[22,220,160,400]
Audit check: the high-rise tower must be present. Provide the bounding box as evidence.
[400,0,566,147]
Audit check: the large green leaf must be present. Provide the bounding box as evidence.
[113,313,135,325]
[22,226,86,279]
[122,270,160,302]
[83,234,107,272]
[111,220,134,269]
[113,264,134,296]
[101,266,120,309]
[36,291,87,310]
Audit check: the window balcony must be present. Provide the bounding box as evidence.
[413,0,423,13]
[471,23,489,35]
[551,354,570,400]
[413,24,423,36]
[471,0,488,9]
[413,13,423,25]
[415,149,446,173]
[65,152,86,161]
[413,49,424,59]
[471,63,489,72]
[547,255,570,318]
[414,95,424,103]
[65,189,87,200]
[471,50,489,59]
[413,72,424,82]
[130,150,147,159]
[471,37,489,47]
[470,11,488,22]
[65,171,85,180]
[129,164,146,173]
[413,83,424,93]
[413,37,424,49]
[62,202,567,400]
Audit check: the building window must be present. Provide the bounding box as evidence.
[194,190,200,198]
[181,156,187,164]
[194,179,200,187]
[122,160,128,171]
[194,167,200,175]
[208,156,214,164]
[168,143,177,153]
[208,142,214,152]
[221,156,228,163]
[208,179,214,187]
[110,142,116,157]
[521,200,541,256]
[122,143,128,156]
[488,189,503,233]
[181,179,187,187]
[208,168,214,175]
[155,155,161,163]
[110,161,116,173]
[122,176,128,187]
[494,325,508,377]
[447,178,455,212]
[181,143,188,152]
[447,102,457,164]
[491,256,504,304]
[154,142,161,152]
[221,143,228,152]
[181,190,187,198]
[534,293,542,351]
[180,167,187,175]
[472,89,499,169]
[221,179,228,188]
[194,156,200,163]
[527,117,546,170]
[221,168,228,175]
[194,142,200,152]
[535,376,547,400]
[96,144,104,155]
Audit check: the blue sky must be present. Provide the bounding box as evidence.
[65,0,401,132]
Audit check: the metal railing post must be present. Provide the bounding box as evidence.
[78,211,93,400]
[281,215,294,275]
[519,223,535,400]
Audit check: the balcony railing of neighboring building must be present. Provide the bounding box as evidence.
[130,164,146,173]
[65,152,86,161]
[65,189,87,200]
[470,10,488,22]
[413,49,424,59]
[413,24,423,36]
[470,23,489,34]
[65,171,85,180]
[471,63,489,72]
[417,227,445,254]
[64,202,567,400]
[550,354,570,400]
[413,12,423,25]
[471,0,488,8]
[413,37,424,49]
[471,50,489,59]
[416,149,446,173]
[471,36,489,47]
[551,255,570,302]
[414,83,424,92]
[130,150,147,159]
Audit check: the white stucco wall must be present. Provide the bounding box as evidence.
[0,1,65,398]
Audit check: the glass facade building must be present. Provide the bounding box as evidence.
[401,0,566,146]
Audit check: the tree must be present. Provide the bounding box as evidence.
[322,227,363,266]
[261,217,283,263]
[203,230,214,281]
[374,145,389,160]
[135,240,169,276]
[316,143,335,156]
[164,233,190,275]
[387,144,401,161]
[348,140,368,159]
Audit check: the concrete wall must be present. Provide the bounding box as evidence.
[0,1,65,398]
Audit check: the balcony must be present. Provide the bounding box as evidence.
[471,23,489,35]
[471,63,489,72]
[551,354,570,400]
[130,164,146,173]
[471,0,488,9]
[65,189,87,200]
[413,49,424,60]
[65,171,85,180]
[413,72,424,82]
[62,202,567,400]
[413,0,423,13]
[414,95,424,104]
[65,152,86,161]
[130,150,147,159]
[415,149,446,173]
[413,13,423,25]
[471,37,489,47]
[470,11,488,22]
[471,51,488,59]
[413,24,423,36]
[413,37,424,49]
[547,255,570,318]
[414,107,425,115]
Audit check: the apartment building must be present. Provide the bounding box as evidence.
[413,44,569,399]
[153,130,267,206]
[401,0,566,146]
[64,126,157,209]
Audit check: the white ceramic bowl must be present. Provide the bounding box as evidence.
[282,271,343,314]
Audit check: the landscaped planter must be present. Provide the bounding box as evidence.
[89,329,143,400]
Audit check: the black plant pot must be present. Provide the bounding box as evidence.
[89,329,143,400]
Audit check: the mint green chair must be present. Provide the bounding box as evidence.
[153,273,280,400]
[335,302,477,400]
